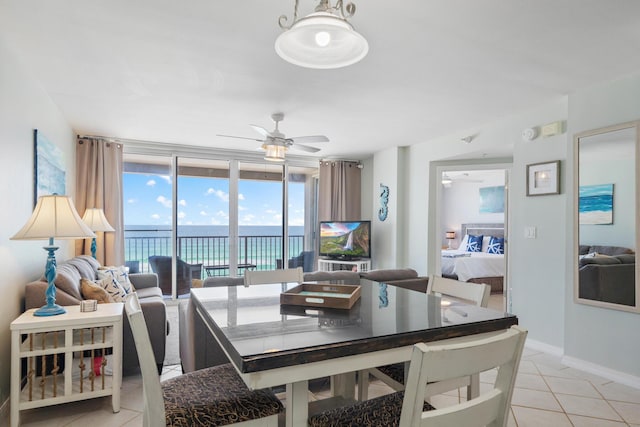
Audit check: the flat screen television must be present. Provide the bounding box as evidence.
[319,220,371,260]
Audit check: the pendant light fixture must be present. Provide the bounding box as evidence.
[275,0,368,69]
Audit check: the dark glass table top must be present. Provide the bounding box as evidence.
[191,280,517,373]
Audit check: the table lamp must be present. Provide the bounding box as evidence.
[11,195,96,316]
[445,231,456,249]
[81,208,115,259]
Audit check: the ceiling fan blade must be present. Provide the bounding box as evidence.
[250,124,274,139]
[289,135,329,144]
[217,134,264,142]
[291,143,321,153]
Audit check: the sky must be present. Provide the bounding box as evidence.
[123,172,305,226]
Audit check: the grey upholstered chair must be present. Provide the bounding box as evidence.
[125,293,283,427]
[148,255,202,296]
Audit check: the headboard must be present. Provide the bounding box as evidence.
[461,223,505,238]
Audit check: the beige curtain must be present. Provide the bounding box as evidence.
[318,160,361,221]
[75,137,124,266]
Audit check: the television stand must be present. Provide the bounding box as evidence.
[318,258,371,273]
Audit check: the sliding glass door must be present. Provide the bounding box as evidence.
[124,150,318,299]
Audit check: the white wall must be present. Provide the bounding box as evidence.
[372,77,640,380]
[371,146,401,269]
[565,73,640,377]
[0,38,75,408]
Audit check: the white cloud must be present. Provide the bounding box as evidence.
[151,213,160,219]
[238,193,245,200]
[206,187,230,202]
[265,209,278,215]
[159,175,172,185]
[200,210,208,216]
[238,205,247,211]
[241,214,255,225]
[289,217,305,226]
[210,217,222,225]
[146,179,156,187]
[178,199,186,206]
[127,198,136,204]
[274,214,282,220]
[177,211,186,219]
[156,195,172,208]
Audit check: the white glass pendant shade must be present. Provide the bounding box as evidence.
[275,12,368,69]
[263,144,287,162]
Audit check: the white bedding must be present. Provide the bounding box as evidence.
[441,249,505,282]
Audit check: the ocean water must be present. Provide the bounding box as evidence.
[124,225,307,272]
[125,225,305,237]
[579,194,613,213]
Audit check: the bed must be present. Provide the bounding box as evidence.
[441,223,505,293]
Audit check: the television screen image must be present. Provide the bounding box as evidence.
[319,221,371,260]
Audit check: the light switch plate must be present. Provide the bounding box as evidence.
[525,226,537,239]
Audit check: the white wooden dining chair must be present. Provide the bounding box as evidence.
[244,267,303,286]
[359,274,492,401]
[310,325,527,427]
[124,293,283,427]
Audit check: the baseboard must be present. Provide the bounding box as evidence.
[562,355,640,390]
[0,396,9,427]
[525,338,564,357]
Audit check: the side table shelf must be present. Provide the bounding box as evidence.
[10,304,123,427]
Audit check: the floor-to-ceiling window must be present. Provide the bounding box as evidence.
[123,147,318,298]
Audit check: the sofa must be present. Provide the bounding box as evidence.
[25,255,168,374]
[578,245,635,306]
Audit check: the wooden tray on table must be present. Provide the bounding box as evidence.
[280,283,361,309]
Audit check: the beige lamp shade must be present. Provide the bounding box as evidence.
[81,208,115,232]
[445,231,456,240]
[11,195,96,240]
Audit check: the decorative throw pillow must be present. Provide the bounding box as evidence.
[466,235,483,252]
[93,276,127,302]
[487,236,504,254]
[80,278,114,303]
[98,266,135,295]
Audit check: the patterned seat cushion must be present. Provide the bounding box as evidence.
[162,363,283,427]
[308,391,434,427]
[377,363,405,384]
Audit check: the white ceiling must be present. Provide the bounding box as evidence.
[2,0,640,161]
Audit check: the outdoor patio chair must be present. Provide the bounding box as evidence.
[148,255,203,296]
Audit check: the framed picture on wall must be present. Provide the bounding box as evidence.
[34,129,66,206]
[526,160,560,196]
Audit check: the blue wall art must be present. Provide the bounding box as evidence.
[479,185,505,214]
[34,129,66,206]
[579,183,614,225]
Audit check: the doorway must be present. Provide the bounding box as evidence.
[433,163,511,312]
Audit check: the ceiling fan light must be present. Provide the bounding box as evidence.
[275,12,368,69]
[263,144,287,162]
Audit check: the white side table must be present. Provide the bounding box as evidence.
[10,303,123,427]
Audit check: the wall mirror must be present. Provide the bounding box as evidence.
[575,121,640,312]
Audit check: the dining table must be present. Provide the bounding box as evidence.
[190,279,518,427]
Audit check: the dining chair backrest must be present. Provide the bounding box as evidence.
[427,274,491,307]
[399,325,527,427]
[124,293,165,427]
[244,267,304,286]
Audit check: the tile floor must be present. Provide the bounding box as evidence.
[14,346,640,427]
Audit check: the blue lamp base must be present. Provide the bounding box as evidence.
[33,242,66,317]
[34,303,67,316]
[90,237,97,259]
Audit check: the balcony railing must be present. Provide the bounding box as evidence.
[125,233,305,278]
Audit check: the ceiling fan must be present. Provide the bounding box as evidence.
[217,113,329,161]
